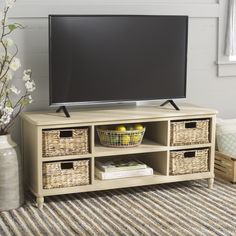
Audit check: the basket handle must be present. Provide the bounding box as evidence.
[60,130,73,138]
[61,162,74,170]
[185,122,196,129]
[184,151,196,158]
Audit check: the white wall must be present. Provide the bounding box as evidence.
[6,0,236,143]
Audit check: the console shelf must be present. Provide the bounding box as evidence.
[22,103,217,209]
[94,139,167,157]
[41,154,93,162]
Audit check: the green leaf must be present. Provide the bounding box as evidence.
[6,100,12,107]
[8,24,17,32]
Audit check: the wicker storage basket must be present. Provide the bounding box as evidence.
[215,151,236,183]
[170,149,209,175]
[170,119,209,146]
[97,127,145,148]
[42,128,89,157]
[43,159,90,189]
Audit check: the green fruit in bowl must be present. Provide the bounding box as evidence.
[110,136,119,144]
[126,125,134,131]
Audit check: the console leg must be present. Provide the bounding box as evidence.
[36,197,44,209]
[208,178,214,189]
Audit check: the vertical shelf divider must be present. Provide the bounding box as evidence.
[90,125,95,184]
[90,125,95,155]
[166,120,171,176]
[166,151,170,176]
[209,116,216,173]
[167,120,171,147]
[37,127,43,196]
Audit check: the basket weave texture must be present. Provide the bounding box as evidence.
[43,159,90,189]
[170,120,209,146]
[170,149,209,175]
[97,128,145,148]
[42,128,89,157]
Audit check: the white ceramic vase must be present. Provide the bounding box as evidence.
[0,134,24,211]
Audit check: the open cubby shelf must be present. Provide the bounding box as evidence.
[22,103,217,208]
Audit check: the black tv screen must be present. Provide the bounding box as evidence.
[49,15,188,106]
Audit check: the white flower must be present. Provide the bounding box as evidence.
[25,80,36,92]
[23,69,32,81]
[22,74,31,81]
[24,69,31,76]
[3,38,14,47]
[4,106,13,115]
[9,57,21,71]
[5,0,15,9]
[0,114,11,125]
[27,95,33,103]
[10,85,21,95]
[0,106,13,125]
[0,115,11,125]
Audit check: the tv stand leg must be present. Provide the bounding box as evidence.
[160,100,180,111]
[208,178,214,189]
[56,106,70,118]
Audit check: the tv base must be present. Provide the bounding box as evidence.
[160,100,180,111]
[56,106,70,118]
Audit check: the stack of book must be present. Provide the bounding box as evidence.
[95,158,153,180]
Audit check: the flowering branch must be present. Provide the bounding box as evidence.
[0,0,36,135]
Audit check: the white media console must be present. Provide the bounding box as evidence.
[22,103,217,208]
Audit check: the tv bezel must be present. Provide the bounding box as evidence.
[49,14,188,107]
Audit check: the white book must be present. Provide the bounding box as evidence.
[95,159,147,172]
[95,167,153,180]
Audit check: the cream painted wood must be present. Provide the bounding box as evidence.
[208,178,214,189]
[209,116,216,173]
[42,154,93,162]
[90,126,95,154]
[22,121,41,196]
[94,139,167,157]
[166,151,170,176]
[141,152,169,175]
[234,161,236,183]
[41,172,213,197]
[22,104,217,126]
[21,104,217,208]
[145,122,169,146]
[36,197,44,210]
[37,127,43,196]
[90,157,95,185]
[169,143,212,151]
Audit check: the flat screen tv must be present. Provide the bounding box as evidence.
[49,15,188,108]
